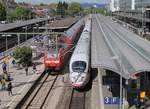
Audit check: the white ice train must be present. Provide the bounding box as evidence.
[69,15,92,88]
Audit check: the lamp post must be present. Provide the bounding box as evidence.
[2,34,11,51]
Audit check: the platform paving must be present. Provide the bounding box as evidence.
[0,56,45,109]
[91,68,128,109]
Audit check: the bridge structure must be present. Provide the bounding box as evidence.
[91,14,150,109]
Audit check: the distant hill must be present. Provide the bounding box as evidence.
[81,3,106,8]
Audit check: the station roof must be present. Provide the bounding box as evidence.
[91,14,150,79]
[0,18,48,32]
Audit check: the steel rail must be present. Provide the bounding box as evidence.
[69,89,86,109]
[40,75,58,109]
[24,75,58,109]
[24,73,49,109]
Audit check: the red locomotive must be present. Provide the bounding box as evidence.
[44,19,84,72]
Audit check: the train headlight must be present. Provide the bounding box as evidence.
[45,60,51,63]
[54,60,59,63]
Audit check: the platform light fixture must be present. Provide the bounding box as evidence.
[2,34,11,51]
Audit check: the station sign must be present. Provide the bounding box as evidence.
[104,97,121,104]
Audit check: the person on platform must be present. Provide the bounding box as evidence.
[7,82,12,96]
[2,62,7,73]
[1,75,6,90]
[32,63,36,74]
[25,65,28,76]
[12,59,16,68]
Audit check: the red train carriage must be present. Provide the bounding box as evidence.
[44,19,84,72]
[61,19,84,44]
[44,43,69,71]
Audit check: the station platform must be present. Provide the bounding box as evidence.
[91,68,119,109]
[0,56,45,109]
[91,68,130,109]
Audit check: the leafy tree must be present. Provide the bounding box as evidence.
[40,3,46,6]
[0,2,6,21]
[63,1,68,16]
[13,46,32,66]
[15,6,28,18]
[57,1,63,16]
[7,6,32,20]
[68,2,82,16]
[56,1,68,17]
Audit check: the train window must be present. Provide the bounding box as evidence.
[72,61,86,72]
[47,51,57,58]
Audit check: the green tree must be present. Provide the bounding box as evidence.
[63,1,68,16]
[57,1,63,17]
[0,2,6,21]
[56,1,68,17]
[40,3,46,6]
[68,2,82,16]
[15,6,27,17]
[13,46,32,66]
[7,6,32,20]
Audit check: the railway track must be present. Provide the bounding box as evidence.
[69,89,86,109]
[55,73,88,109]
[20,73,58,109]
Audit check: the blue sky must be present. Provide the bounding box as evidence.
[16,0,108,4]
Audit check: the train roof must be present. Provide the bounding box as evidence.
[70,32,90,62]
[63,19,84,37]
[45,43,68,51]
[70,53,88,62]
[70,16,92,63]
[83,20,92,33]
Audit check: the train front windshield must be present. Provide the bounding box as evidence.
[46,45,57,58]
[72,61,86,72]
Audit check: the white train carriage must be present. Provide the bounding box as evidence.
[69,15,92,88]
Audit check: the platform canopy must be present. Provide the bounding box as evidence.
[91,14,150,79]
